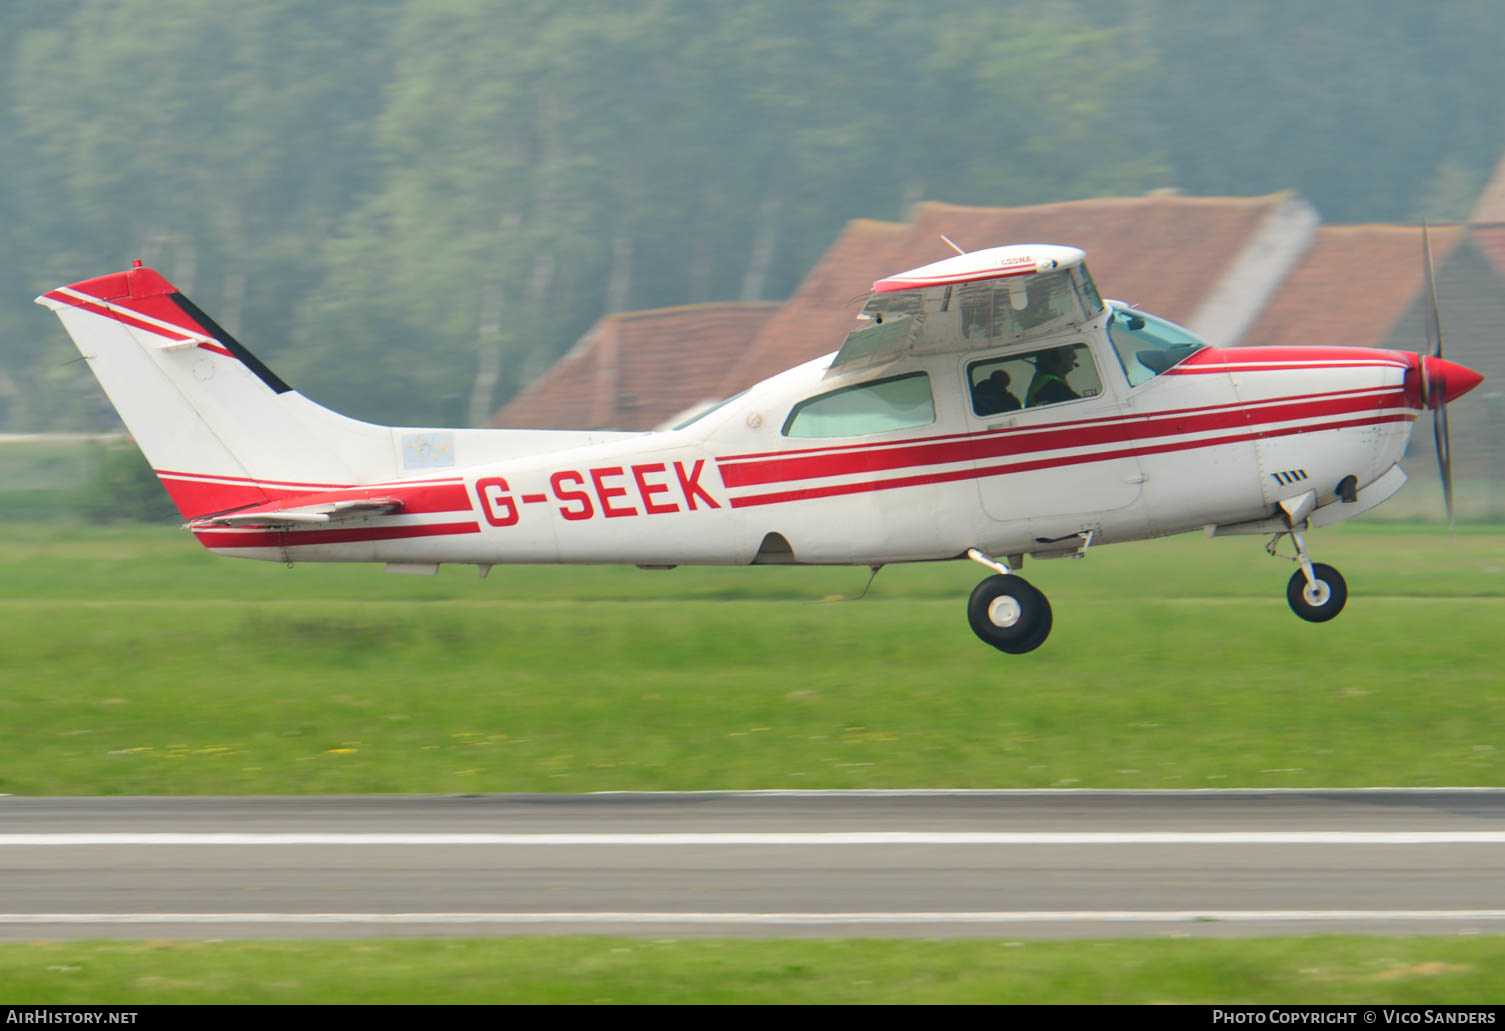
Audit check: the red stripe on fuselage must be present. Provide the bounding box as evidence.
[156,471,472,521]
[718,388,1406,489]
[716,382,1404,467]
[1165,362,1405,376]
[158,475,271,518]
[155,469,466,490]
[1178,346,1410,368]
[727,412,1415,510]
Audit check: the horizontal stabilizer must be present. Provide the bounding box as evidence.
[191,497,403,528]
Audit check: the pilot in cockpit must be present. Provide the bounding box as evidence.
[1026,347,1082,407]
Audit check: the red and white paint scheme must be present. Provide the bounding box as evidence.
[38,242,1483,653]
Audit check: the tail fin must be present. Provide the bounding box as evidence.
[37,264,401,519]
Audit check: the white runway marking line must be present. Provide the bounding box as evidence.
[3,911,1505,927]
[3,832,1505,845]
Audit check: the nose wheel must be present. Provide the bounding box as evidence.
[1287,562,1347,622]
[967,573,1054,653]
[1269,529,1347,623]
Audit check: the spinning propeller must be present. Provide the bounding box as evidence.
[1416,222,1484,530]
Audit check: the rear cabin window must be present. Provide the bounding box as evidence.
[783,372,935,438]
[968,343,1102,416]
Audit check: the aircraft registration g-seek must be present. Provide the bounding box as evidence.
[38,236,1483,654]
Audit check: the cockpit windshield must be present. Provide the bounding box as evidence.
[1105,302,1208,386]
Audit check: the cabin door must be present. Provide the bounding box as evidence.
[963,339,1144,525]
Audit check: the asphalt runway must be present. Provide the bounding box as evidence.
[2,790,1504,939]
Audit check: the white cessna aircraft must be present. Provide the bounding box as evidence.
[38,234,1482,653]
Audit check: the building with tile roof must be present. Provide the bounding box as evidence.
[489,188,1504,516]
[486,302,777,431]
[1471,152,1505,224]
[1238,224,1466,351]
[492,191,1319,433]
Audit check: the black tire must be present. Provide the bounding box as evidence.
[997,586,1053,654]
[1286,563,1347,623]
[967,574,1052,653]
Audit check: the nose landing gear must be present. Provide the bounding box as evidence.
[1268,529,1348,622]
[965,548,1053,653]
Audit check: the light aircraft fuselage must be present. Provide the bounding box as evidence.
[38,241,1482,652]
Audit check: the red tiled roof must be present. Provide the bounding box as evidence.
[718,193,1298,393]
[713,218,909,397]
[1237,224,1464,350]
[1472,153,1505,223]
[1468,224,1505,280]
[488,302,777,430]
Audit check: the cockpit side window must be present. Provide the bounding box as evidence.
[783,372,934,438]
[968,342,1101,416]
[1106,303,1208,386]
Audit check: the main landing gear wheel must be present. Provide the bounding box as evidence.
[1286,563,1347,623]
[968,574,1053,654]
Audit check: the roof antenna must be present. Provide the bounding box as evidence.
[940,234,966,256]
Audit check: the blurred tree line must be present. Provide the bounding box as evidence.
[4,0,1503,430]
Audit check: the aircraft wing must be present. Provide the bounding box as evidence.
[191,497,403,528]
[828,244,1099,375]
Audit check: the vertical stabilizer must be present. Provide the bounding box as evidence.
[37,264,400,518]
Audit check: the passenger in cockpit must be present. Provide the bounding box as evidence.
[973,369,1021,416]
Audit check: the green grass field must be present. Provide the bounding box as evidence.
[1,521,1501,795]
[3,521,1503,1005]
[3,936,1504,1004]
